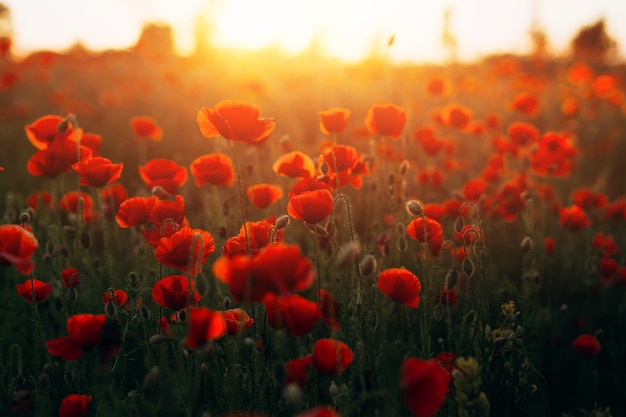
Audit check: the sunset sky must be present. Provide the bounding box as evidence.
[3,0,626,64]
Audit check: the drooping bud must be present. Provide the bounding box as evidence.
[358,253,377,276]
[406,199,423,217]
[520,236,533,253]
[275,214,290,230]
[335,241,361,268]
[462,257,475,278]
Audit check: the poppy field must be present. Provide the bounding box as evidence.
[1,23,626,417]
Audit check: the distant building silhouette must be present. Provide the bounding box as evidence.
[571,19,616,64]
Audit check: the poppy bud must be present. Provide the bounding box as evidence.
[275,214,290,230]
[223,296,232,309]
[66,287,78,302]
[329,381,339,396]
[397,237,408,252]
[437,337,445,346]
[520,236,533,253]
[149,335,170,345]
[56,118,69,134]
[462,258,475,278]
[63,225,76,236]
[325,220,337,237]
[454,216,465,234]
[445,269,459,289]
[399,159,410,176]
[395,222,406,237]
[319,161,330,175]
[388,173,396,185]
[433,303,444,321]
[406,200,423,217]
[244,337,256,347]
[143,366,159,389]
[140,305,151,321]
[45,240,55,256]
[335,242,361,268]
[359,253,377,276]
[105,302,117,319]
[284,383,303,406]
[200,362,209,373]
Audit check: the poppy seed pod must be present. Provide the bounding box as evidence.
[406,200,423,217]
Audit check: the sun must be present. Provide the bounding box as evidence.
[206,0,445,63]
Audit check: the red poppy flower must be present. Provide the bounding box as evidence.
[592,75,617,99]
[58,191,97,223]
[197,100,275,143]
[511,93,539,116]
[288,183,334,224]
[25,114,80,150]
[414,127,445,157]
[190,153,235,187]
[130,116,162,141]
[214,244,316,303]
[604,199,626,220]
[400,357,450,417]
[27,139,92,178]
[311,338,353,375]
[296,406,341,417]
[155,227,215,276]
[263,293,321,336]
[26,190,54,211]
[80,132,102,156]
[72,156,123,187]
[427,77,448,95]
[572,334,601,357]
[493,180,526,222]
[316,289,340,331]
[439,103,472,130]
[247,183,284,209]
[148,194,186,228]
[152,275,201,311]
[102,289,128,307]
[377,268,422,308]
[46,314,107,361]
[59,394,92,417]
[436,288,457,306]
[422,204,444,221]
[222,216,284,258]
[272,151,315,179]
[406,217,444,255]
[462,179,486,202]
[572,188,608,210]
[139,159,188,195]
[186,307,227,349]
[559,205,591,232]
[319,107,350,135]
[435,351,457,373]
[101,183,128,219]
[285,355,313,388]
[508,122,539,148]
[319,145,367,189]
[592,233,620,257]
[531,132,577,178]
[115,196,158,228]
[222,308,254,334]
[16,278,52,303]
[365,103,406,139]
[0,225,38,275]
[567,62,594,85]
[62,268,81,288]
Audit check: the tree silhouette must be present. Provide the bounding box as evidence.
[571,19,616,64]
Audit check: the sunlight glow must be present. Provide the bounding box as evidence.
[3,0,626,63]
